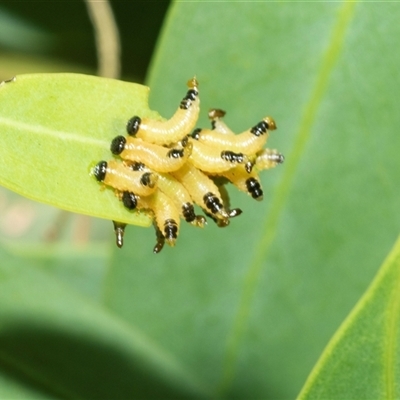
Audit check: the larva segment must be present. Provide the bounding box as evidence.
[156,173,206,227]
[255,149,285,171]
[195,112,277,155]
[93,160,158,196]
[110,135,192,173]
[126,78,200,146]
[189,139,253,173]
[172,163,235,224]
[217,165,264,201]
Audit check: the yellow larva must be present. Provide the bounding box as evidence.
[189,138,253,174]
[110,135,192,173]
[193,110,277,156]
[126,78,200,146]
[172,163,241,224]
[93,159,158,196]
[92,77,284,252]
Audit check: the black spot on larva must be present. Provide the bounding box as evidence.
[180,89,198,110]
[130,162,146,171]
[140,172,153,187]
[182,202,196,223]
[164,219,178,240]
[181,135,189,147]
[203,192,223,214]
[250,120,268,137]
[167,149,184,159]
[110,136,126,155]
[121,191,138,210]
[221,151,245,163]
[246,178,263,200]
[93,161,107,182]
[191,128,201,140]
[126,116,141,135]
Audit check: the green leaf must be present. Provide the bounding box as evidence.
[0,73,158,227]
[298,235,400,399]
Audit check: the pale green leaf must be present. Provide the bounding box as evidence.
[0,73,158,226]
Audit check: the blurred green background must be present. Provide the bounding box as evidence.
[1,1,400,399]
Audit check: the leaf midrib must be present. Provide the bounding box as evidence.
[0,116,108,149]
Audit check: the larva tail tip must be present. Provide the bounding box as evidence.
[193,215,207,228]
[166,238,176,247]
[264,116,277,130]
[187,77,199,90]
[208,108,226,120]
[216,218,230,228]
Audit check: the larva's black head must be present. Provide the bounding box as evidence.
[110,135,126,155]
[140,172,157,188]
[167,149,184,159]
[181,135,189,148]
[126,116,141,135]
[93,161,107,182]
[191,128,202,140]
[121,191,138,210]
[130,162,146,171]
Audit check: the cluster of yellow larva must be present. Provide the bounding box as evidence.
[93,78,284,253]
